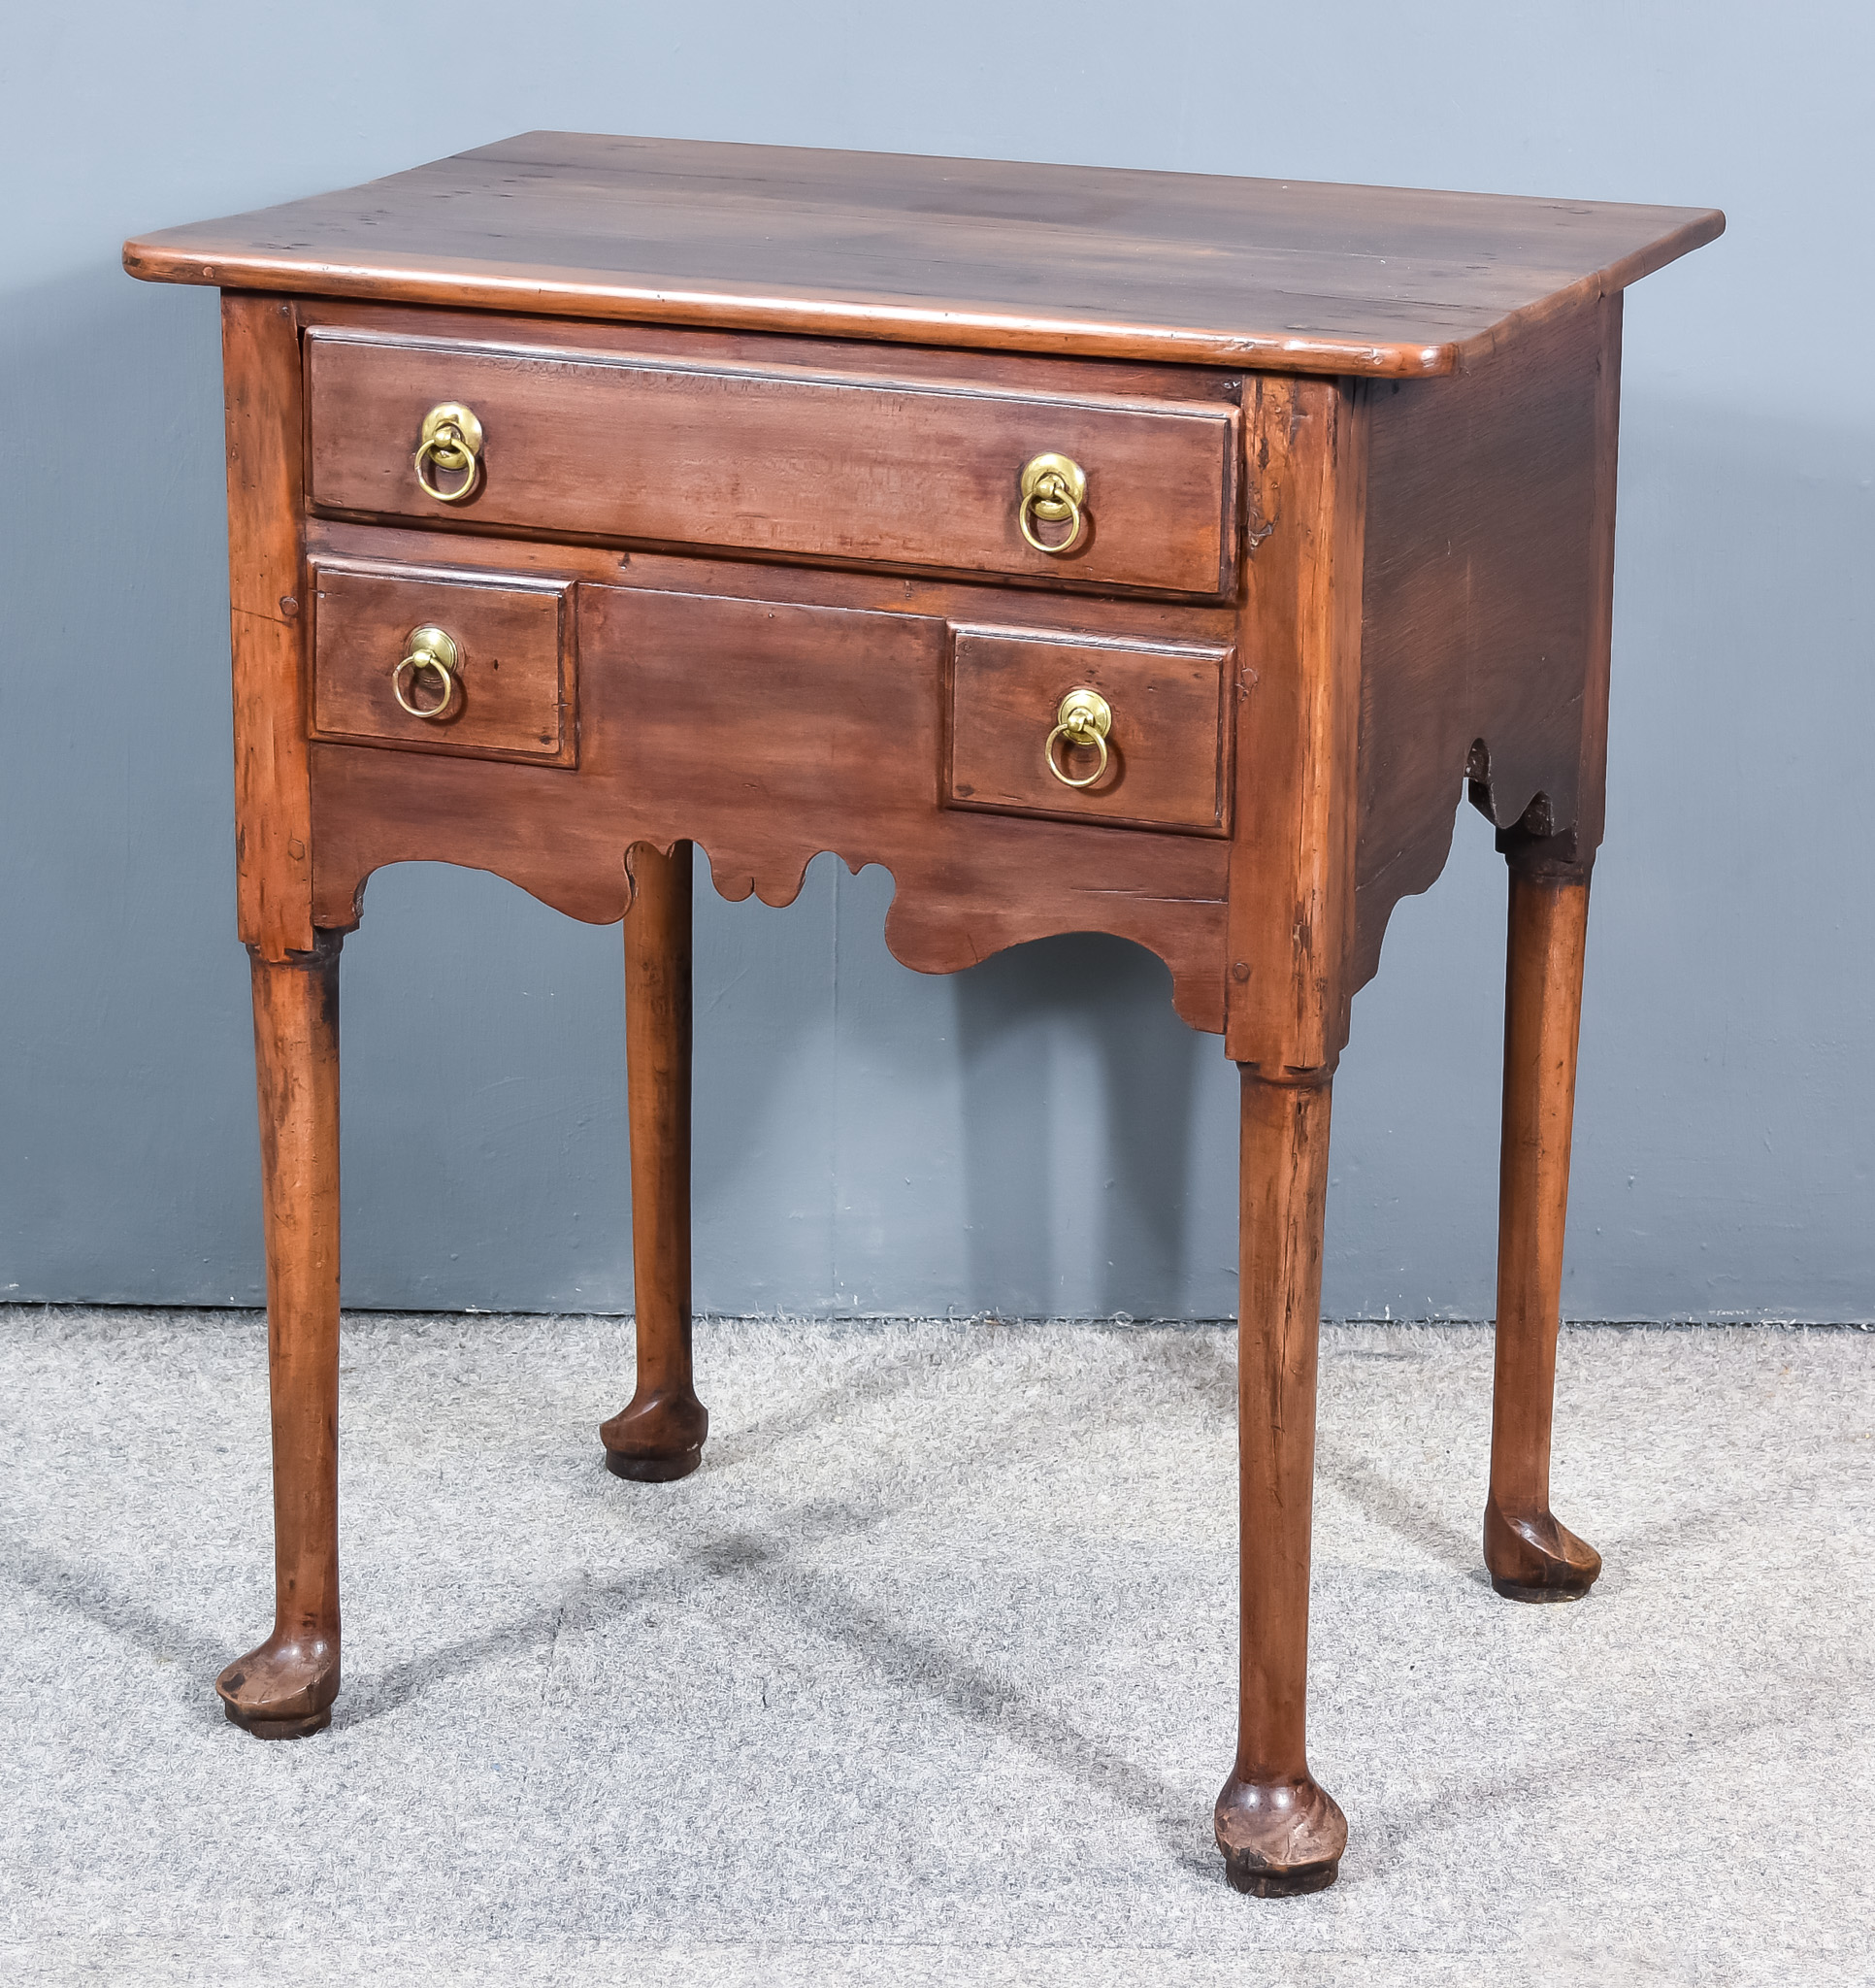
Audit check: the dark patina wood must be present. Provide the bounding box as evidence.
[1218,1067,1345,1895]
[221,295,315,961]
[216,933,344,1738]
[126,131,1721,377]
[1350,291,1624,997]
[1487,854,1602,1601]
[308,583,1239,1031]
[305,325,1238,597]
[947,625,1234,835]
[309,559,576,765]
[125,136,1721,1893]
[602,842,708,1481]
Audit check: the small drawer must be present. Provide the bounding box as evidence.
[306,330,1236,597]
[309,560,576,764]
[947,625,1233,835]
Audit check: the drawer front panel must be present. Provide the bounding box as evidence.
[307,332,1236,596]
[310,561,575,764]
[948,626,1233,835]
[309,582,1235,1029]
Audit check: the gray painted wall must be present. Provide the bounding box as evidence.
[2,3,1869,1322]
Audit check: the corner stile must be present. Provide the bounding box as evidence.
[1225,375,1368,1073]
[1571,288,1624,868]
[222,293,316,959]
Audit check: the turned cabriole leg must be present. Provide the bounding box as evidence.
[217,930,344,1739]
[1215,1065,1347,1897]
[602,842,709,1480]
[1485,854,1602,1602]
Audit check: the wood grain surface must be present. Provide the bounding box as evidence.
[215,934,345,1740]
[947,626,1232,834]
[1214,1067,1347,1896]
[1486,864,1603,1602]
[309,559,575,764]
[1224,374,1366,1073]
[1349,293,1623,994]
[126,133,1722,376]
[222,295,315,959]
[601,841,709,1482]
[156,136,1726,1896]
[305,577,1234,1033]
[307,326,1235,595]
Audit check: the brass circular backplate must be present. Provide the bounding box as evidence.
[1020,451,1087,520]
[405,624,459,672]
[418,402,483,464]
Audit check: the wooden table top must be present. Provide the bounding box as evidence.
[124,132,1722,378]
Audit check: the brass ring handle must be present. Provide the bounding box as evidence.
[1043,686,1112,789]
[413,402,484,505]
[391,625,460,720]
[1044,720,1106,787]
[1018,451,1089,556]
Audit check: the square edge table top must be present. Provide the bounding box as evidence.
[122,131,1723,378]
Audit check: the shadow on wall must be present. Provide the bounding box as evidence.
[684,854,1230,1323]
[1323,389,1875,1324]
[0,268,254,1304]
[1,260,1869,1319]
[951,930,1211,1320]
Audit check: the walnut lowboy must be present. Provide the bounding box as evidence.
[125,132,1721,1892]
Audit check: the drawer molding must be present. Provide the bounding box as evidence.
[945,622,1235,837]
[308,558,577,766]
[306,328,1238,599]
[308,582,1236,1034]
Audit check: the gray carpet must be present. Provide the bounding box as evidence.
[0,1308,1869,1987]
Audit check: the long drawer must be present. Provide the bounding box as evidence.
[305,330,1237,596]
